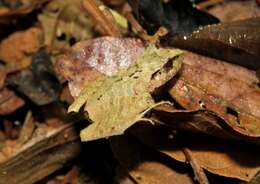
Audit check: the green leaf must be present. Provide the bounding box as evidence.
[69,46,183,141]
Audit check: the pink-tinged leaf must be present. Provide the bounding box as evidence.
[56,37,144,97]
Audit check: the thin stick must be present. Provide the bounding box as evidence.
[196,0,224,10]
[18,111,35,144]
[183,148,209,184]
[126,12,168,44]
[82,0,122,37]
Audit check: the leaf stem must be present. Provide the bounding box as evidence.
[82,0,122,37]
[183,148,210,184]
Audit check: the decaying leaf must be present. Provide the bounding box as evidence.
[56,37,144,97]
[153,104,240,141]
[169,52,260,138]
[38,0,94,48]
[0,123,81,184]
[208,0,260,22]
[170,18,260,70]
[69,46,183,141]
[1,1,259,183]
[0,27,43,72]
[0,65,6,89]
[182,52,259,85]
[7,48,62,105]
[0,88,24,115]
[110,135,194,184]
[0,0,49,16]
[0,140,22,163]
[60,85,74,104]
[130,123,260,182]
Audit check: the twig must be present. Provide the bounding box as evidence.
[126,12,168,44]
[196,0,224,10]
[82,0,122,37]
[183,148,209,184]
[18,111,35,144]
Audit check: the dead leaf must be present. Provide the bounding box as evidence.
[7,48,62,105]
[182,52,259,85]
[56,37,144,97]
[110,135,194,184]
[60,85,74,104]
[68,46,183,141]
[0,88,24,115]
[62,166,80,184]
[130,123,260,182]
[0,65,6,89]
[38,0,94,49]
[0,123,81,184]
[208,0,260,22]
[153,104,240,141]
[0,27,43,72]
[169,52,260,138]
[0,0,50,16]
[0,130,6,141]
[170,18,260,71]
[0,140,22,163]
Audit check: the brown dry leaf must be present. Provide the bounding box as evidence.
[0,0,50,16]
[208,0,260,22]
[0,140,21,163]
[182,52,259,85]
[110,135,194,184]
[0,88,24,115]
[56,37,144,97]
[0,27,43,72]
[0,130,5,141]
[38,0,94,49]
[0,123,81,184]
[153,104,240,141]
[62,166,80,184]
[170,18,260,71]
[0,65,6,89]
[130,123,260,182]
[60,85,74,104]
[169,52,260,138]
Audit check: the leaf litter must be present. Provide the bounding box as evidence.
[0,0,260,184]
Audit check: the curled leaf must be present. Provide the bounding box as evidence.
[0,88,24,115]
[170,18,260,70]
[169,52,260,138]
[110,135,194,184]
[130,123,260,182]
